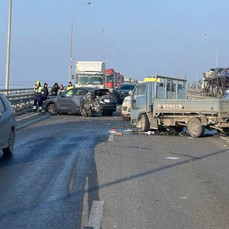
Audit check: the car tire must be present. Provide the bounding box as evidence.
[47,103,57,115]
[188,117,205,138]
[121,114,130,121]
[138,113,150,132]
[3,129,15,154]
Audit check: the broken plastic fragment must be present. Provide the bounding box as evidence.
[115,132,123,136]
[165,156,180,160]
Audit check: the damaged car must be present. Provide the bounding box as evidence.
[80,89,117,117]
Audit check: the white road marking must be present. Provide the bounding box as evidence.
[16,112,40,121]
[108,134,114,142]
[16,114,50,130]
[84,201,104,229]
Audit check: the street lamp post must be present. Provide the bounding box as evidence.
[69,2,91,82]
[204,33,218,68]
[5,0,13,90]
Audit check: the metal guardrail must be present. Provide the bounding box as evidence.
[0,87,221,113]
[0,88,34,112]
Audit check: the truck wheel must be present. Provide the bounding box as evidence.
[47,103,57,115]
[138,114,150,132]
[188,117,205,138]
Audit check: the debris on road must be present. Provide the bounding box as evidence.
[144,131,155,135]
[115,132,123,136]
[165,156,180,160]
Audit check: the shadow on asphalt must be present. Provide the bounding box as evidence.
[0,120,110,229]
[85,146,229,194]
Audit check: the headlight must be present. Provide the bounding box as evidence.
[104,99,111,103]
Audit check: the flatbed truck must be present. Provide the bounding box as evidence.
[131,75,229,137]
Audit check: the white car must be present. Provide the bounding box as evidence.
[121,95,131,121]
[0,93,16,154]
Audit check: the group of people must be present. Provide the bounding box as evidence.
[33,81,74,111]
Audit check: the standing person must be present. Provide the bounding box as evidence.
[58,84,65,95]
[41,82,49,105]
[67,81,74,90]
[33,81,43,111]
[51,82,59,96]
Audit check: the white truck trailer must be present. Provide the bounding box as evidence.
[75,61,105,88]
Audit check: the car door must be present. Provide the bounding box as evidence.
[71,88,89,112]
[0,96,10,148]
[131,83,147,121]
[58,88,77,112]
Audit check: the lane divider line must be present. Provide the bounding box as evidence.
[16,114,50,130]
[107,135,114,142]
[84,201,104,229]
[16,112,40,122]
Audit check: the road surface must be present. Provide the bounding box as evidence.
[0,113,229,228]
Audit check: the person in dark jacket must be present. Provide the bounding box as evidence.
[51,82,59,96]
[41,83,49,102]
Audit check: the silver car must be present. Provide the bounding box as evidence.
[0,93,16,154]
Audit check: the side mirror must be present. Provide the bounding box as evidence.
[132,100,137,109]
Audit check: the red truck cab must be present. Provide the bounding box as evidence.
[105,69,115,89]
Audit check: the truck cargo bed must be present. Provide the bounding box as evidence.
[153,98,229,115]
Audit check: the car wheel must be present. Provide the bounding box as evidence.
[121,114,130,121]
[188,117,205,138]
[3,129,15,154]
[138,113,150,132]
[47,103,57,115]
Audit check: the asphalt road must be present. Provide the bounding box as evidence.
[1,113,229,228]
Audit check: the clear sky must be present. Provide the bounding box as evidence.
[0,0,229,87]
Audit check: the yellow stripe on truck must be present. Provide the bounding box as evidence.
[144,77,161,82]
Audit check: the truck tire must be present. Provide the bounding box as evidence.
[138,114,150,132]
[188,117,205,138]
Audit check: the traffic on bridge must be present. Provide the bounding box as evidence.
[1,1,229,229]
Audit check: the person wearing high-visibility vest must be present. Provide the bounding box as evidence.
[67,81,74,91]
[33,81,43,111]
[66,82,74,96]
